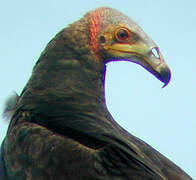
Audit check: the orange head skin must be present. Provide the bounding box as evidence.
[87,7,171,87]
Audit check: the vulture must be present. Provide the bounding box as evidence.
[0,7,192,180]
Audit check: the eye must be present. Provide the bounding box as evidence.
[115,27,131,41]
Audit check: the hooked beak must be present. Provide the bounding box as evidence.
[151,62,171,88]
[104,42,171,87]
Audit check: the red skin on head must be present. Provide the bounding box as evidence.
[88,9,102,58]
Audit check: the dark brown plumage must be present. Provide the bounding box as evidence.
[0,7,192,180]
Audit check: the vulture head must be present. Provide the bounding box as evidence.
[87,7,171,87]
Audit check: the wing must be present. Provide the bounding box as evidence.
[3,119,100,180]
[2,108,164,180]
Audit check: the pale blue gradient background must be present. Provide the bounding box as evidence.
[0,0,195,178]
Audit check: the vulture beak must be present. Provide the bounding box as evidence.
[104,38,171,87]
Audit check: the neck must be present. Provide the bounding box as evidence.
[19,51,108,122]
[16,18,115,133]
[14,18,125,149]
[17,47,115,149]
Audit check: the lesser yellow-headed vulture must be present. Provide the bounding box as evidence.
[0,7,192,180]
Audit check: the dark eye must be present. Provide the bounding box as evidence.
[116,28,130,41]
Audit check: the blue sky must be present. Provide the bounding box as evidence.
[0,0,195,178]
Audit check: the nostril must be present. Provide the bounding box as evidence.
[151,47,160,59]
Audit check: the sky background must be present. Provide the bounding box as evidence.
[0,0,195,178]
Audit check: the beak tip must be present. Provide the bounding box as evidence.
[159,64,171,88]
[162,81,170,88]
